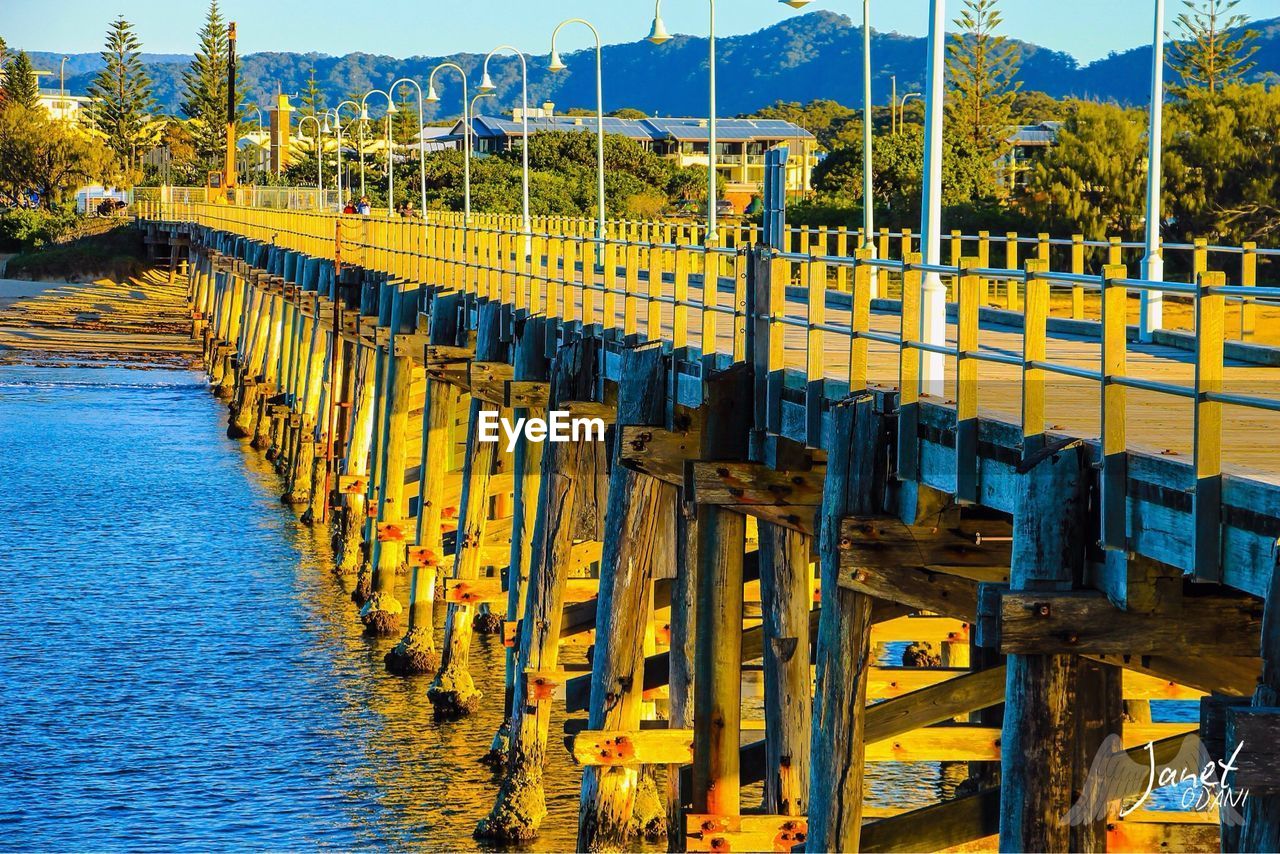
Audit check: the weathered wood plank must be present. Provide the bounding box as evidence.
[988,589,1263,655]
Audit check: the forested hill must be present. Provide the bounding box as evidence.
[23,10,1280,119]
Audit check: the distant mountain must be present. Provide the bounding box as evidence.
[20,11,1280,120]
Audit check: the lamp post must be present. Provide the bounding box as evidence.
[362,88,398,217]
[550,18,607,261]
[646,0,812,247]
[298,114,325,198]
[426,62,472,221]
[1140,0,1166,340]
[59,56,68,110]
[919,0,947,397]
[329,100,361,206]
[898,92,921,129]
[861,1,878,297]
[480,47,531,240]
[891,74,897,134]
[245,105,265,176]
[391,77,429,215]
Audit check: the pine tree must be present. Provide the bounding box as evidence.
[181,0,240,167]
[85,18,156,170]
[299,68,326,118]
[1170,0,1259,93]
[2,51,41,110]
[945,0,1020,159]
[392,83,418,146]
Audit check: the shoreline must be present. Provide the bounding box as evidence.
[0,270,199,369]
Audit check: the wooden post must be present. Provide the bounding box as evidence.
[758,522,811,816]
[352,279,393,603]
[1241,242,1257,340]
[806,394,884,850]
[251,289,285,450]
[1070,659,1124,852]
[362,283,419,636]
[304,296,341,525]
[478,334,608,843]
[386,375,458,674]
[284,293,325,505]
[691,365,754,820]
[578,345,674,851]
[1005,232,1020,310]
[429,301,506,716]
[668,506,698,852]
[492,315,550,761]
[997,440,1089,852]
[228,282,269,438]
[335,340,377,576]
[1070,234,1086,320]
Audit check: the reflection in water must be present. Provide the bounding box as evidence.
[0,366,579,851]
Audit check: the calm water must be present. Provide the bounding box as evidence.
[0,366,1197,850]
[0,366,580,851]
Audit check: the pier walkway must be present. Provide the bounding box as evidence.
[140,201,1280,853]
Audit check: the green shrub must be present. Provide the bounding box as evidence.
[0,207,77,252]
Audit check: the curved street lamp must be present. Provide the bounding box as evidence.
[647,0,812,246]
[480,46,531,240]
[898,92,921,128]
[361,88,398,217]
[550,18,607,261]
[328,100,362,205]
[426,62,472,222]
[298,114,325,200]
[391,77,429,215]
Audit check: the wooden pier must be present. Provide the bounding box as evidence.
[145,202,1280,852]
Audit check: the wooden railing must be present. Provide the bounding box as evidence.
[140,201,1280,586]
[137,190,1278,338]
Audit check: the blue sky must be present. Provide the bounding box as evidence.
[6,0,1277,63]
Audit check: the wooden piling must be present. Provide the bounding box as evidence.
[283,291,324,506]
[667,507,698,852]
[691,365,754,818]
[493,315,550,760]
[361,283,418,636]
[478,334,608,843]
[335,338,377,575]
[429,300,507,717]
[577,345,672,852]
[806,395,884,851]
[758,522,812,816]
[997,441,1089,852]
[385,375,456,675]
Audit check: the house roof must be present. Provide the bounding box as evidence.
[460,114,815,143]
[1009,122,1063,146]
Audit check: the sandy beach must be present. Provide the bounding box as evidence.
[0,270,199,366]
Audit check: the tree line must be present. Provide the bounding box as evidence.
[2,0,1276,253]
[773,0,1277,252]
